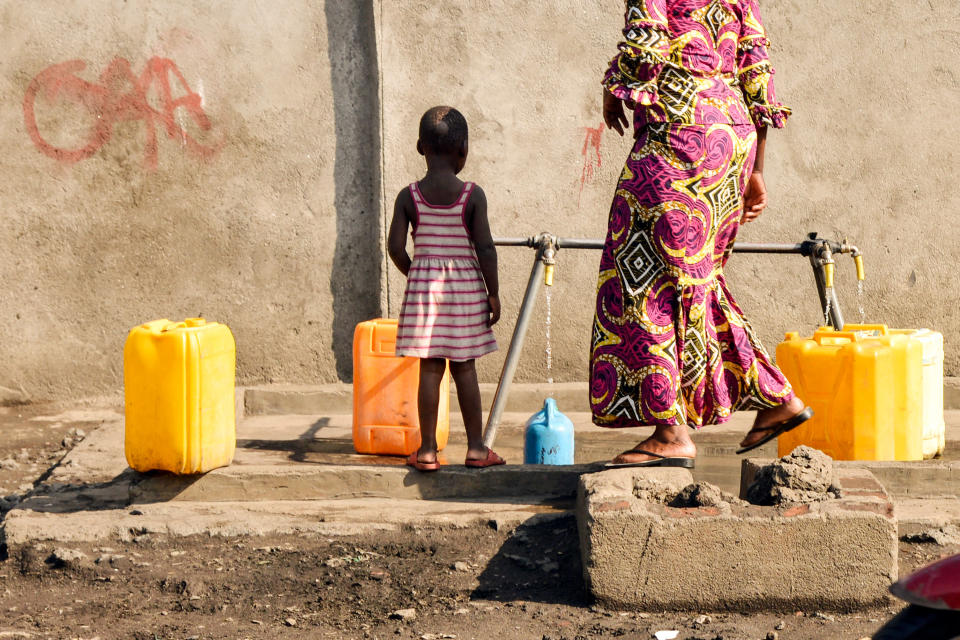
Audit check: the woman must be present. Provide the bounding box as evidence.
[591,0,811,467]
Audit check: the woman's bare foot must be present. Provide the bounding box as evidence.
[739,396,807,449]
[611,424,696,465]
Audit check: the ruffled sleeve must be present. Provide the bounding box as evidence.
[602,0,670,106]
[737,0,791,128]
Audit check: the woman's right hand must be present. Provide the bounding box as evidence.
[603,90,629,136]
[741,171,768,223]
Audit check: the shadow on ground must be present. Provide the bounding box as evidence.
[472,516,588,606]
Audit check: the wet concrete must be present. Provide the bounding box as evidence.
[234,411,771,497]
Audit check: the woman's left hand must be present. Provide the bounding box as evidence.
[603,90,629,136]
[741,171,768,223]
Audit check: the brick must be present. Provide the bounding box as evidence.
[781,504,810,517]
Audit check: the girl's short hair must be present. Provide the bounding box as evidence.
[419,106,468,154]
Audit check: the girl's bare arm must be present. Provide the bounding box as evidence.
[468,187,500,326]
[387,188,413,276]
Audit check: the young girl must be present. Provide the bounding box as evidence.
[387,106,505,472]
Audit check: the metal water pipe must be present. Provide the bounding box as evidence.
[481,231,865,449]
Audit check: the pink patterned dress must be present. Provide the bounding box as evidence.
[395,182,497,361]
[591,0,794,429]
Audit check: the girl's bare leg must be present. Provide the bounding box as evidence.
[417,358,447,463]
[449,359,486,460]
[612,423,697,464]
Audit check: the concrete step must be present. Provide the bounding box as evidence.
[242,382,590,416]
[1,496,573,555]
[895,496,960,538]
[243,378,960,416]
[128,463,589,504]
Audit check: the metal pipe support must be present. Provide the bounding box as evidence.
[482,243,548,449]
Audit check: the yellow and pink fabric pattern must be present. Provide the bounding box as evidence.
[591,0,794,429]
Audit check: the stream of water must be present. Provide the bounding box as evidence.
[545,286,553,385]
[857,280,865,324]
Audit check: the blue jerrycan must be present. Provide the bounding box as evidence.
[524,397,575,464]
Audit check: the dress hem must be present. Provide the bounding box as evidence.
[395,344,498,362]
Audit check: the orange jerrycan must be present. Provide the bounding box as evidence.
[775,327,895,461]
[352,319,450,455]
[124,318,236,474]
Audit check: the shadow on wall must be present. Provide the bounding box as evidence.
[325,0,382,381]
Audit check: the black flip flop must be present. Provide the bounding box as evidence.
[736,407,814,455]
[604,450,696,469]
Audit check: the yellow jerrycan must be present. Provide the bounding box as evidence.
[842,324,924,460]
[124,318,236,474]
[352,319,450,456]
[775,327,896,461]
[889,328,945,458]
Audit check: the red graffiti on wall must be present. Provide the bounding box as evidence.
[579,123,604,206]
[23,57,223,170]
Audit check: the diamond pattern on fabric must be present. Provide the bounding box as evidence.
[608,395,643,422]
[658,66,698,121]
[697,0,736,44]
[681,327,707,387]
[616,231,663,298]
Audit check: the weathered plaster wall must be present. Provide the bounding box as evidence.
[2,0,958,401]
[378,1,624,392]
[0,0,380,399]
[379,0,960,394]
[728,0,960,370]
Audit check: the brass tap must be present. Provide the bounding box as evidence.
[817,243,836,289]
[540,234,558,287]
[840,238,865,281]
[824,262,835,289]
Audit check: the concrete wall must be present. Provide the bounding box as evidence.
[380,0,960,390]
[0,0,380,400]
[1,0,957,400]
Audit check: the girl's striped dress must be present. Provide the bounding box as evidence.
[395,181,497,361]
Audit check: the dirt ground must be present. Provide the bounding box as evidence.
[1,404,957,640]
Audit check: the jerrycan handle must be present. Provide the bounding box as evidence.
[139,319,172,332]
[840,323,888,336]
[543,397,558,424]
[812,326,863,345]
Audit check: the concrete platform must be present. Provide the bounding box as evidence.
[4,403,960,555]
[37,410,780,502]
[577,466,898,612]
